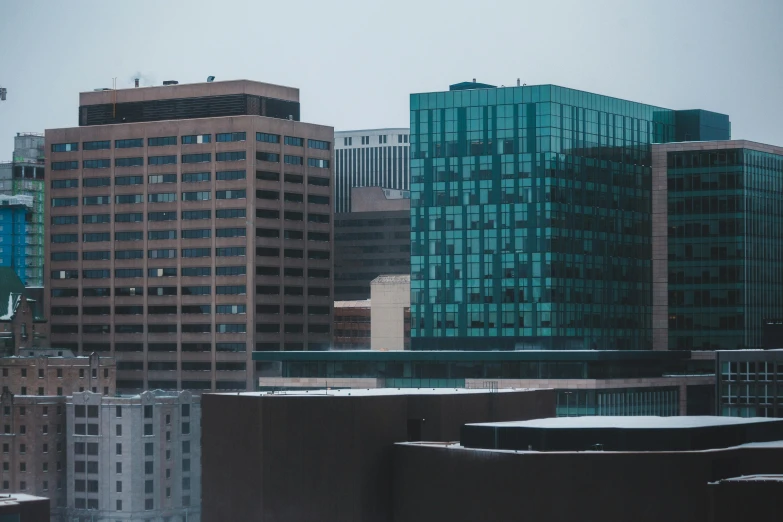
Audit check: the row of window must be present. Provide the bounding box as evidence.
[51,170,249,189]
[51,189,247,207]
[51,263,329,279]
[52,229,329,244]
[52,323,330,334]
[53,134,330,151]
[50,282,329,298]
[52,209,247,225]
[53,152,331,171]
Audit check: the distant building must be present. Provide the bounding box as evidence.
[0,352,116,397]
[0,133,45,287]
[333,300,371,350]
[653,140,783,350]
[0,267,47,356]
[334,187,410,300]
[396,416,783,522]
[716,349,783,417]
[0,493,50,522]
[370,275,410,351]
[334,128,409,214]
[201,387,554,522]
[66,390,201,522]
[254,350,715,416]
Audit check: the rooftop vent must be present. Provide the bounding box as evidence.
[162,80,179,86]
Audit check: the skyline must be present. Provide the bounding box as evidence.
[1,0,783,159]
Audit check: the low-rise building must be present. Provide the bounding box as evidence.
[0,267,47,357]
[716,349,783,417]
[0,492,51,521]
[370,275,410,351]
[1,353,116,397]
[333,300,371,350]
[66,390,201,522]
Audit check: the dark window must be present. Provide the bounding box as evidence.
[216,132,246,142]
[308,250,330,260]
[115,194,143,204]
[308,268,330,279]
[284,192,304,203]
[51,251,78,261]
[148,211,178,221]
[217,189,245,199]
[182,191,211,202]
[115,250,143,260]
[256,151,279,163]
[308,158,329,168]
[216,169,246,180]
[256,132,280,143]
[84,159,111,169]
[256,170,279,181]
[182,172,210,183]
[284,136,303,147]
[257,190,279,200]
[181,134,211,144]
[256,247,279,257]
[82,287,110,297]
[182,324,211,333]
[52,215,79,225]
[216,285,246,295]
[83,177,110,187]
[182,210,211,220]
[285,173,303,184]
[115,212,143,223]
[181,153,212,163]
[149,324,177,333]
[115,139,143,149]
[182,266,211,277]
[308,231,330,242]
[308,213,330,223]
[115,175,143,186]
[51,161,78,171]
[115,231,143,241]
[149,306,178,315]
[257,208,279,219]
[51,288,79,298]
[284,155,303,165]
[115,305,144,315]
[148,136,177,147]
[83,140,111,150]
[216,227,246,238]
[256,285,280,295]
[148,230,177,240]
[83,251,110,261]
[216,265,246,276]
[308,176,330,187]
[217,208,246,219]
[114,157,143,167]
[148,267,177,278]
[256,323,280,333]
[148,155,177,166]
[181,229,211,239]
[82,214,110,224]
[115,268,144,278]
[284,229,303,240]
[216,247,245,257]
[83,232,110,242]
[181,248,211,258]
[51,197,78,207]
[181,286,210,296]
[307,139,330,150]
[308,194,329,205]
[256,266,279,276]
[284,248,303,258]
[216,151,246,162]
[51,179,79,189]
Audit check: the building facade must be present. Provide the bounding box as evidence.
[334,187,410,300]
[716,349,783,418]
[333,128,409,214]
[0,353,116,397]
[333,300,371,350]
[0,267,48,356]
[0,133,46,287]
[409,82,729,350]
[66,390,201,522]
[45,80,334,393]
[653,140,783,351]
[370,274,410,351]
[0,195,33,282]
[254,350,715,416]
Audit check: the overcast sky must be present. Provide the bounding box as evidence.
[1,0,781,159]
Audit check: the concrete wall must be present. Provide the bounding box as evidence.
[371,278,410,351]
[201,389,555,522]
[351,186,411,213]
[393,443,783,522]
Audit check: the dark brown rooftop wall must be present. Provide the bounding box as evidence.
[709,479,783,522]
[392,445,783,522]
[0,497,50,522]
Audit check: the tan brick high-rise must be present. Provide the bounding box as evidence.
[45,80,334,393]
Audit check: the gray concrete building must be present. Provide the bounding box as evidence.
[45,80,334,393]
[66,390,201,522]
[334,128,409,213]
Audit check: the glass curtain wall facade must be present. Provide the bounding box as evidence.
[410,84,677,350]
[667,145,783,350]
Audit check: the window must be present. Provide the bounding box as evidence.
[256,266,280,276]
[51,178,79,189]
[284,248,304,258]
[308,194,329,205]
[308,213,330,224]
[149,155,177,166]
[308,158,330,168]
[114,157,144,167]
[182,210,211,220]
[182,191,211,201]
[83,269,111,279]
[182,476,191,490]
[307,139,330,150]
[115,268,144,278]
[217,304,246,314]
[182,132,213,144]
[145,498,154,510]
[216,265,245,276]
[115,250,143,260]
[148,211,178,221]
[308,176,330,187]
[182,153,211,163]
[216,169,246,180]
[51,197,78,208]
[182,248,211,258]
[148,136,177,147]
[82,213,110,224]
[83,140,111,150]
[216,227,246,238]
[51,288,78,297]
[216,132,246,142]
[361,136,369,145]
[216,247,245,257]
[284,267,303,277]
[256,228,279,238]
[115,138,143,149]
[308,231,330,242]
[217,189,245,199]
[217,343,245,352]
[182,324,211,333]
[257,189,279,200]
[115,175,143,185]
[257,209,280,220]
[216,285,246,295]
[181,305,211,314]
[256,151,279,163]
[148,230,177,241]
[83,177,110,187]
[115,231,143,241]
[343,137,352,146]
[83,159,111,169]
[256,132,280,143]
[51,251,78,261]
[52,215,79,225]
[83,324,110,334]
[115,212,143,223]
[285,173,303,184]
[83,195,111,206]
[284,192,303,203]
[182,171,210,183]
[149,286,177,296]
[148,249,176,259]
[256,170,279,181]
[115,194,143,204]
[284,229,303,240]
[114,286,143,296]
[182,266,211,277]
[284,136,303,147]
[50,269,78,279]
[83,306,111,315]
[148,174,177,184]
[181,286,210,296]
[217,208,246,219]
[52,161,78,171]
[50,141,79,152]
[148,192,176,203]
[149,305,177,314]
[284,155,303,165]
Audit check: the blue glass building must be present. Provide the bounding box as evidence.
[0,195,32,284]
[410,82,729,350]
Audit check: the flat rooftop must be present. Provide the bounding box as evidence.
[461,416,783,452]
[211,387,540,398]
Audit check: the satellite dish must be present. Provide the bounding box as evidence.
[207,76,215,83]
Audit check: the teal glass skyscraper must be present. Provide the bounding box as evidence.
[410,82,729,351]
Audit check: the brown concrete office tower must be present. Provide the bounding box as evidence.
[45,80,334,393]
